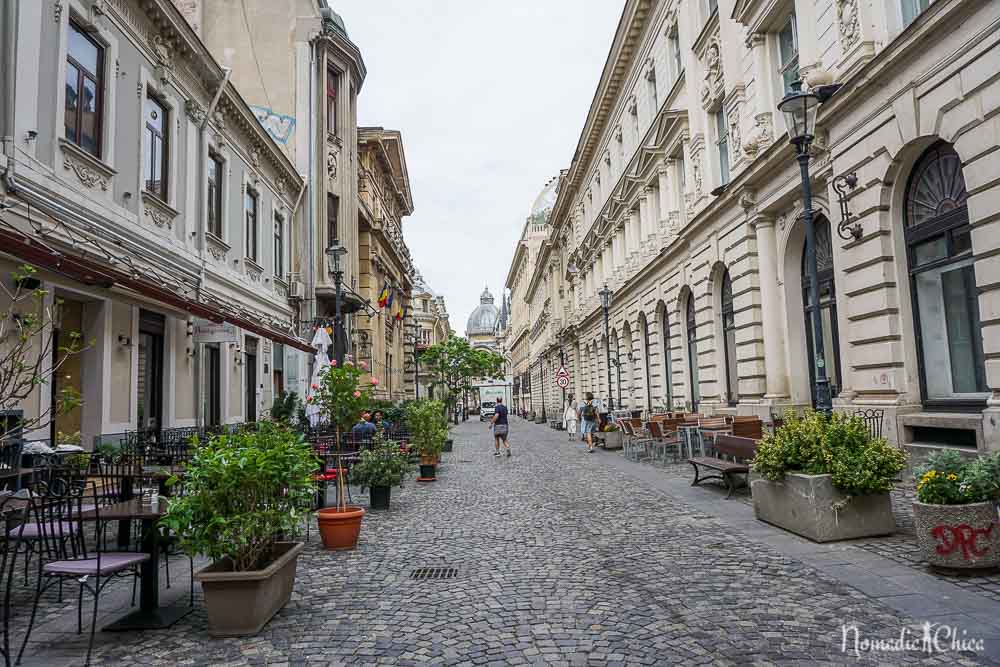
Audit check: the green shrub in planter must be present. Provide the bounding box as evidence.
[161,422,317,572]
[349,435,412,490]
[405,399,448,460]
[752,410,906,496]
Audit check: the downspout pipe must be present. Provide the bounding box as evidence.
[2,0,20,194]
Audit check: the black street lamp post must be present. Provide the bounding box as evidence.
[540,357,547,423]
[778,81,840,414]
[598,283,614,412]
[405,320,420,400]
[325,241,349,367]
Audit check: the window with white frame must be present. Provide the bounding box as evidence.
[668,30,684,84]
[778,14,800,93]
[245,188,259,261]
[273,210,284,279]
[715,108,730,185]
[901,0,931,26]
[143,94,168,199]
[65,21,104,158]
[207,152,224,238]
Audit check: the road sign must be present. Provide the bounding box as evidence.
[556,376,570,389]
[556,366,569,379]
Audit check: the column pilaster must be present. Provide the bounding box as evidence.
[753,216,789,399]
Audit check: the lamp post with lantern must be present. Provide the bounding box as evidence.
[598,283,614,412]
[325,241,349,367]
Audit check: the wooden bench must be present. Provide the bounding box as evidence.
[687,435,759,499]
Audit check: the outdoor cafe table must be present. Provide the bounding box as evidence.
[81,499,191,631]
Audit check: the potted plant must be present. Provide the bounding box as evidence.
[750,410,907,542]
[599,422,623,450]
[160,422,316,637]
[348,434,412,510]
[310,359,378,549]
[406,399,447,481]
[913,450,1000,570]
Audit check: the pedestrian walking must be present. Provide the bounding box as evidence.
[563,395,578,441]
[491,397,511,457]
[580,392,597,453]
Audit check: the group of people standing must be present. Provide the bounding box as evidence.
[563,393,602,453]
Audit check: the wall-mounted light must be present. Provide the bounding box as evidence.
[117,335,132,347]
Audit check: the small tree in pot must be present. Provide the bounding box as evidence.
[406,399,447,481]
[349,434,412,510]
[160,422,316,637]
[914,450,1000,570]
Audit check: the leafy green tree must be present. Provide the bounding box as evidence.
[420,335,504,423]
[1,265,86,442]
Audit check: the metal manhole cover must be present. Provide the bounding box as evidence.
[410,567,458,580]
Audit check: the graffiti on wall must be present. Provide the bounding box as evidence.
[250,106,296,145]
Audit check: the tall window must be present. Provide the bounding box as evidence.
[659,308,673,409]
[244,189,258,261]
[715,108,730,185]
[685,295,699,411]
[802,217,843,407]
[327,193,339,246]
[422,299,429,312]
[207,153,223,238]
[326,68,338,136]
[65,22,103,158]
[143,95,168,199]
[778,15,800,93]
[905,142,986,406]
[901,0,931,27]
[273,211,284,279]
[721,270,738,405]
[669,31,683,83]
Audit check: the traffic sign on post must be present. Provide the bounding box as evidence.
[556,376,569,389]
[556,366,569,379]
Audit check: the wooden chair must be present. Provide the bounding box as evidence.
[647,421,681,464]
[731,416,763,440]
[696,417,731,456]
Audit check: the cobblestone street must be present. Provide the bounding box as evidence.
[7,418,988,665]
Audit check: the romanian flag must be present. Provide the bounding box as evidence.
[395,300,405,321]
[377,281,391,308]
[384,288,395,312]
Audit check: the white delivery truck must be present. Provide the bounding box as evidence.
[478,384,507,421]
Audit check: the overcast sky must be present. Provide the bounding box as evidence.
[341,1,625,336]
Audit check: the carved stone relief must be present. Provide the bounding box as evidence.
[742,112,773,158]
[837,0,860,52]
[700,37,725,111]
[63,152,109,191]
[327,150,338,179]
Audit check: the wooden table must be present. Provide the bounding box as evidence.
[81,499,191,631]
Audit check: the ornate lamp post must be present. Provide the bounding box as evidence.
[598,283,614,412]
[778,81,838,413]
[325,241,349,366]
[405,319,419,400]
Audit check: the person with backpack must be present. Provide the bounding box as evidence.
[580,392,597,453]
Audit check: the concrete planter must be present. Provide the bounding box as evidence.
[913,501,1000,570]
[195,541,304,637]
[600,431,623,450]
[750,472,895,542]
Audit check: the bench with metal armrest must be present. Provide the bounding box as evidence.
[688,435,759,499]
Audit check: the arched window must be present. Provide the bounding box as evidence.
[686,294,700,411]
[801,217,842,407]
[659,306,673,409]
[720,270,738,406]
[905,142,986,406]
[639,313,652,413]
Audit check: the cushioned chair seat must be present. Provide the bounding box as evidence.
[11,522,77,539]
[43,552,149,576]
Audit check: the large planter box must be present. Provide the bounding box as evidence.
[750,472,895,542]
[600,431,623,450]
[195,541,305,637]
[913,501,1000,570]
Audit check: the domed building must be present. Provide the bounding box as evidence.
[467,287,501,350]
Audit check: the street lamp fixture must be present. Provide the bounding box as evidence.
[325,241,349,366]
[777,80,837,413]
[598,283,614,412]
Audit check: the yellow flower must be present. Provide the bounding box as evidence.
[947,473,957,481]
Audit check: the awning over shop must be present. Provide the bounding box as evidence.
[0,226,314,353]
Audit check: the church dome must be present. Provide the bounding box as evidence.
[466,287,499,336]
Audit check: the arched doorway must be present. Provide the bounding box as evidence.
[638,312,652,414]
[802,216,842,407]
[720,269,738,406]
[658,302,673,409]
[685,293,699,412]
[905,142,986,407]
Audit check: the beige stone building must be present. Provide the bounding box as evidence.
[511,0,1000,454]
[356,127,414,401]
[407,272,452,400]
[0,0,310,446]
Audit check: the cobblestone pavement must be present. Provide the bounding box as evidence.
[19,418,999,665]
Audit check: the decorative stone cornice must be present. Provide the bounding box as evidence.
[141,192,179,230]
[59,140,115,191]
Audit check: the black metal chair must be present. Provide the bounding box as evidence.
[16,482,146,667]
[853,408,885,439]
[0,492,34,667]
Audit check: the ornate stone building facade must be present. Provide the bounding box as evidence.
[357,127,414,401]
[407,272,451,400]
[510,0,1000,453]
[0,0,309,444]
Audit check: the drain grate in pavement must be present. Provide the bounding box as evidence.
[410,567,458,581]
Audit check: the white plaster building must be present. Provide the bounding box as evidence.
[512,0,1000,455]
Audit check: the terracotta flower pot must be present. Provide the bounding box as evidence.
[913,501,1000,570]
[316,506,365,550]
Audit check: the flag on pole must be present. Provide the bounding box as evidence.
[385,288,395,311]
[377,281,391,308]
[395,299,405,321]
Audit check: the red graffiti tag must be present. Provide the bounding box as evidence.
[931,523,994,560]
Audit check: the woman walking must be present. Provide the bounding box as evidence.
[563,395,578,441]
[580,392,597,453]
